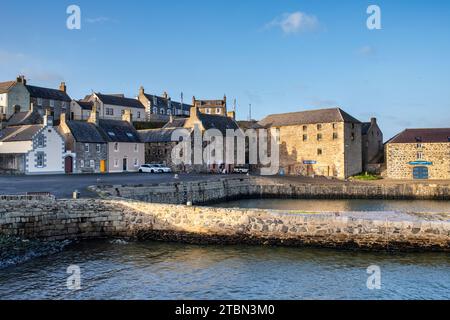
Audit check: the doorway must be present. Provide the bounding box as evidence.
[64,156,73,174]
[123,158,128,172]
[413,166,429,180]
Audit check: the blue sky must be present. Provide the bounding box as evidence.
[1,0,449,139]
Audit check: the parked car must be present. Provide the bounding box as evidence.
[139,164,172,173]
[233,166,250,174]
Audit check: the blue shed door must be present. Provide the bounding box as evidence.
[413,166,429,180]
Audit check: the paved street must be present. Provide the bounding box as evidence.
[0,173,242,199]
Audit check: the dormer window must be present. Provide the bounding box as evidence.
[126,132,134,138]
[108,131,116,137]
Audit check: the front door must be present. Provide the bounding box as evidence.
[100,160,106,173]
[413,166,429,180]
[64,156,73,174]
[123,158,127,172]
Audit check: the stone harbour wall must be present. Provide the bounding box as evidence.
[91,177,450,205]
[0,197,449,251]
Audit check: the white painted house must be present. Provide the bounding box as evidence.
[0,114,74,175]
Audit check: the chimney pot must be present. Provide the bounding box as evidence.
[59,82,67,93]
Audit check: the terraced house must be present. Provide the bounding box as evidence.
[258,108,363,179]
[0,76,30,118]
[137,87,191,122]
[386,128,450,180]
[83,93,146,122]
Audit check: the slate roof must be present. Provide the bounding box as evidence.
[196,113,240,134]
[138,128,180,143]
[0,81,16,94]
[143,93,192,111]
[76,100,93,111]
[97,119,141,143]
[95,93,145,109]
[163,118,187,129]
[25,85,71,102]
[258,108,361,127]
[387,128,450,144]
[64,121,106,144]
[7,110,42,127]
[0,125,43,143]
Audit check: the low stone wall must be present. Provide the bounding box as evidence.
[91,177,450,205]
[0,197,449,251]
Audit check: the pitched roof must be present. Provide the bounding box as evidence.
[7,110,42,127]
[196,113,240,134]
[0,125,43,142]
[0,81,16,94]
[95,93,145,109]
[75,100,93,111]
[97,119,141,143]
[64,121,106,144]
[138,128,180,143]
[163,118,187,129]
[25,85,71,102]
[258,108,361,127]
[387,128,450,144]
[143,93,192,111]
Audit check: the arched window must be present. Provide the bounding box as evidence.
[153,107,157,114]
[167,109,172,115]
[160,108,165,115]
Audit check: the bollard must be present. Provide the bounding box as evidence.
[73,190,80,199]
[186,201,193,206]
[174,174,179,179]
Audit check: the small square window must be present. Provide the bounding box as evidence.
[317,149,323,156]
[317,134,322,141]
[303,134,308,141]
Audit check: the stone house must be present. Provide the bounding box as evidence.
[0,113,74,175]
[26,80,72,121]
[137,87,191,122]
[193,96,227,116]
[92,107,144,173]
[361,117,384,172]
[385,128,450,180]
[57,113,108,174]
[258,108,363,179]
[0,76,30,118]
[69,100,93,121]
[83,93,146,122]
[138,128,179,168]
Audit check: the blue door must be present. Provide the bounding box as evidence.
[413,166,429,180]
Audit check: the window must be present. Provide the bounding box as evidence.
[96,144,101,153]
[160,109,165,115]
[351,133,355,141]
[417,152,424,160]
[303,126,307,131]
[416,143,423,149]
[114,159,119,167]
[37,98,43,106]
[206,108,211,114]
[84,144,89,152]
[80,159,84,168]
[317,134,322,141]
[49,100,55,107]
[114,143,119,152]
[36,153,44,167]
[332,123,338,130]
[317,149,323,156]
[216,108,221,114]
[153,107,158,114]
[137,111,141,119]
[134,158,138,166]
[134,144,138,152]
[333,132,338,140]
[303,134,308,141]
[37,135,44,148]
[351,123,355,129]
[90,160,95,168]
[167,109,171,115]
[153,96,157,105]
[317,124,322,131]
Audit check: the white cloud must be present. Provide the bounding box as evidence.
[266,11,320,34]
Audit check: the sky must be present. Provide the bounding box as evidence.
[1,0,449,140]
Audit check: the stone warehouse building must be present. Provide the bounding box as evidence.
[258,108,363,179]
[137,87,191,122]
[361,117,384,172]
[386,128,450,180]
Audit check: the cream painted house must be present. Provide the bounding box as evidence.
[83,93,145,122]
[0,113,75,174]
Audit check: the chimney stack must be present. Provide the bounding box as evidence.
[227,111,236,120]
[59,82,67,93]
[139,86,145,96]
[88,99,100,126]
[122,109,133,124]
[16,75,27,85]
[190,106,198,119]
[371,117,377,125]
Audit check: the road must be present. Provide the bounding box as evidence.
[0,173,240,199]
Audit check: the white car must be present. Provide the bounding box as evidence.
[233,167,250,174]
[139,164,172,173]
